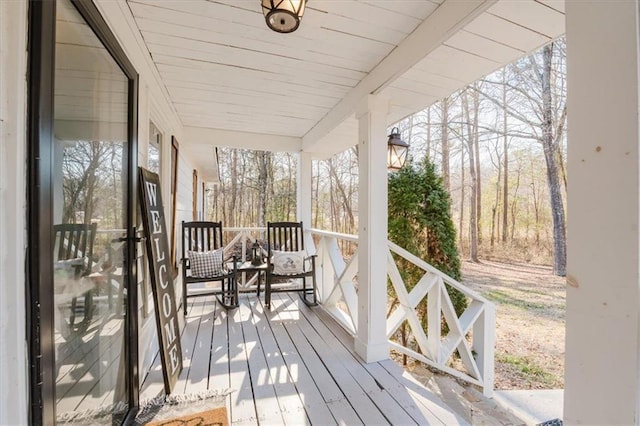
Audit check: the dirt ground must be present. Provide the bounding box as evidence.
[461,260,566,390]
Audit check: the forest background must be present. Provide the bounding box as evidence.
[207,38,567,276]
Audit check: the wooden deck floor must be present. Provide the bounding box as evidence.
[140,293,466,425]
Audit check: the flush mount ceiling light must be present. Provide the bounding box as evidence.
[261,0,307,33]
[387,127,409,171]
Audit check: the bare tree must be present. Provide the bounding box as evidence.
[502,70,509,244]
[462,90,479,262]
[441,97,451,192]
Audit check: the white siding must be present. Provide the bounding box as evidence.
[0,1,29,425]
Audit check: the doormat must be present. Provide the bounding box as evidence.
[57,389,230,425]
[134,390,230,425]
[145,406,227,426]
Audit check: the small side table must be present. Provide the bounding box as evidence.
[237,261,268,296]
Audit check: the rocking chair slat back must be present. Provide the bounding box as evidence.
[181,221,237,313]
[267,221,304,253]
[53,222,98,274]
[182,221,224,257]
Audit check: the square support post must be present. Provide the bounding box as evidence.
[297,151,313,249]
[355,95,389,363]
[565,1,640,423]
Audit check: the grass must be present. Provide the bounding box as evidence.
[496,353,558,387]
[485,289,549,310]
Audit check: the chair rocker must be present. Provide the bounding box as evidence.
[265,221,318,310]
[182,221,238,314]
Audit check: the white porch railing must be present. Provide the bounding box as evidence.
[310,228,495,397]
[220,227,495,396]
[223,227,267,293]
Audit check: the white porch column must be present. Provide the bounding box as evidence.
[297,151,314,255]
[565,2,640,424]
[355,95,389,363]
[296,151,313,228]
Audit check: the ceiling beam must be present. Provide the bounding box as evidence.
[301,0,497,152]
[183,126,302,152]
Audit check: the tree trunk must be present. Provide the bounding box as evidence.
[472,87,482,247]
[426,108,431,160]
[313,161,321,228]
[229,149,238,227]
[502,71,509,244]
[256,151,269,227]
[441,98,450,192]
[511,168,520,242]
[541,44,567,276]
[491,152,501,248]
[459,147,465,254]
[328,159,355,231]
[463,92,479,262]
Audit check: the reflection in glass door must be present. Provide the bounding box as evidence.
[52,0,131,419]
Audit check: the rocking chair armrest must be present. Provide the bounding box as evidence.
[225,255,238,274]
[303,254,316,272]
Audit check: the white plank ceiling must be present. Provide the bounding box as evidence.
[125,0,565,158]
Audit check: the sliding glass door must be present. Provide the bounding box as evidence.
[28,0,139,423]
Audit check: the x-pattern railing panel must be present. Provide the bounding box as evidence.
[387,241,495,395]
[313,232,358,333]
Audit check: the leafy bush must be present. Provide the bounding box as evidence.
[388,158,467,320]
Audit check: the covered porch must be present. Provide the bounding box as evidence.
[3,0,640,424]
[140,293,466,425]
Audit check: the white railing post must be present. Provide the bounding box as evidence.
[427,277,441,361]
[474,303,495,397]
[320,237,339,304]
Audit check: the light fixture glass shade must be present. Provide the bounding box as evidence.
[261,0,306,33]
[387,127,409,171]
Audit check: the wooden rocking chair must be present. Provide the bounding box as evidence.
[181,221,238,314]
[265,221,317,309]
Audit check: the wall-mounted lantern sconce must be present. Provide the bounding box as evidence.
[387,127,409,171]
[261,0,307,33]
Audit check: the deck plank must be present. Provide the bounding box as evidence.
[207,301,232,418]
[278,295,391,425]
[135,295,463,426]
[172,297,207,393]
[263,297,339,425]
[227,300,258,424]
[237,299,285,424]
[307,299,456,425]
[291,294,418,425]
[250,298,311,425]
[269,295,363,425]
[179,296,216,393]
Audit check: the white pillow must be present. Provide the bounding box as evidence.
[189,249,224,278]
[272,250,306,275]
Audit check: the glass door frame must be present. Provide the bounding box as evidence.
[27,0,140,423]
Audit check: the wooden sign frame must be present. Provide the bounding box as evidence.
[138,167,183,393]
